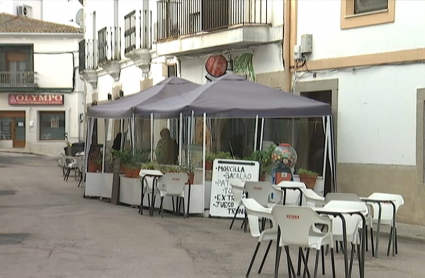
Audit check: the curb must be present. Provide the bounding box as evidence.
[380,230,425,243]
[0,150,48,157]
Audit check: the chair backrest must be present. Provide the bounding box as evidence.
[242,198,275,238]
[157,173,187,196]
[230,179,245,205]
[271,205,332,248]
[325,192,361,203]
[244,181,275,207]
[368,192,404,220]
[275,181,307,205]
[323,200,367,243]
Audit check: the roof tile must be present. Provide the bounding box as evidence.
[0,13,82,33]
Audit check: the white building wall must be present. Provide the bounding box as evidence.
[297,0,425,59]
[298,65,425,166]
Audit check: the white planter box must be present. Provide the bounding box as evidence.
[85,172,102,197]
[119,176,141,206]
[100,173,114,198]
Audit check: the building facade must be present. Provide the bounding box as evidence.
[293,0,425,224]
[79,0,423,224]
[0,13,84,155]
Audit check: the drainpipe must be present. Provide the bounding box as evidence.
[283,0,292,92]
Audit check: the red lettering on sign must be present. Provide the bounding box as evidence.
[8,94,64,105]
[286,214,300,220]
[172,178,180,181]
[253,187,263,190]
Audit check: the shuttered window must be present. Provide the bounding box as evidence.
[355,0,388,14]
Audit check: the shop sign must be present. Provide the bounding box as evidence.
[205,55,228,78]
[8,94,64,105]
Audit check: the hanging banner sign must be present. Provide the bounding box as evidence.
[209,159,259,218]
[9,94,64,105]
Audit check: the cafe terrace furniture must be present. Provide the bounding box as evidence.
[361,192,404,258]
[242,198,277,277]
[272,206,335,278]
[157,173,188,218]
[228,179,246,230]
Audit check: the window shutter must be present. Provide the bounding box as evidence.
[355,0,388,14]
[0,52,6,71]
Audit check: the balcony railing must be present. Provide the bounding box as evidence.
[124,10,152,54]
[79,39,98,72]
[98,26,121,64]
[0,71,37,87]
[157,0,269,41]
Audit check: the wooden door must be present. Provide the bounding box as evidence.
[13,113,26,148]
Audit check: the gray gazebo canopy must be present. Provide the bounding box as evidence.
[133,74,331,118]
[87,76,200,119]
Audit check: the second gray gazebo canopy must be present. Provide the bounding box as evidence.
[132,74,331,118]
[87,76,200,119]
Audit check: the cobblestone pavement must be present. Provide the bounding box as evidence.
[0,152,424,278]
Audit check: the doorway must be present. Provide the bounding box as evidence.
[0,111,26,148]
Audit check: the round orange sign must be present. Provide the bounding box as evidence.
[205,55,228,77]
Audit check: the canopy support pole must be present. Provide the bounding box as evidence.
[103,119,108,173]
[254,115,259,151]
[202,113,206,198]
[150,113,154,162]
[179,112,183,165]
[259,118,265,150]
[131,113,135,154]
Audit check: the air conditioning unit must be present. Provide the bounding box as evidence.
[17,5,32,18]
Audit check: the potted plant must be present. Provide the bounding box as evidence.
[298,168,319,189]
[123,150,149,178]
[112,149,131,173]
[250,144,276,181]
[88,148,102,173]
[205,152,216,170]
[181,159,195,185]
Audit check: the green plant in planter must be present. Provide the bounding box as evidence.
[205,152,216,162]
[123,150,149,170]
[141,161,159,170]
[250,144,276,177]
[215,151,233,159]
[298,168,319,176]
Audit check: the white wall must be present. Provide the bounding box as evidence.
[297,0,425,60]
[297,64,425,166]
[12,0,42,19]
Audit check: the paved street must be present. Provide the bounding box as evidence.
[0,152,424,277]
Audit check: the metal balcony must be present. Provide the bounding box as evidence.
[156,0,269,41]
[98,26,121,64]
[78,39,99,88]
[0,71,37,88]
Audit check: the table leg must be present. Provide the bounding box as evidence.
[149,177,156,217]
[274,227,281,278]
[187,182,191,218]
[391,202,396,257]
[339,214,349,278]
[140,176,146,215]
[375,203,382,258]
[357,213,366,278]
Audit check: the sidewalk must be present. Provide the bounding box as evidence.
[1,150,425,242]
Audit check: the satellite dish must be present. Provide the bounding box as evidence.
[75,9,83,27]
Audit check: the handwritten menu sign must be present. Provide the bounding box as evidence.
[209,159,259,218]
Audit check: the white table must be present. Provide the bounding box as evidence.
[139,169,163,217]
[361,197,397,258]
[313,206,368,278]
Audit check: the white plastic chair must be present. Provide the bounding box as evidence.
[367,192,404,255]
[244,181,281,208]
[157,173,188,218]
[229,179,246,230]
[323,200,368,276]
[76,156,84,187]
[326,192,375,256]
[300,188,326,207]
[272,205,335,278]
[63,155,78,181]
[242,198,277,277]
